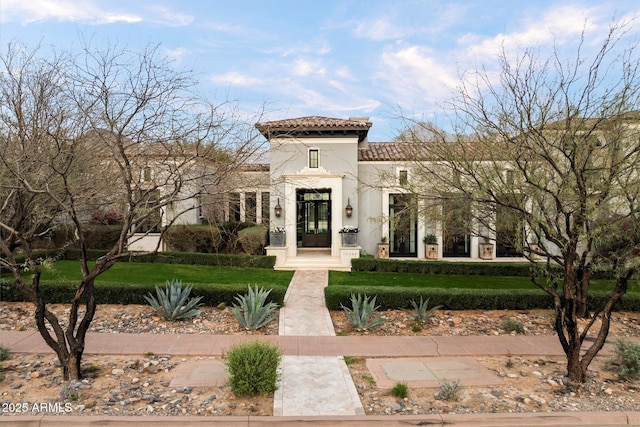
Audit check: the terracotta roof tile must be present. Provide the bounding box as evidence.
[358,142,428,161]
[256,116,372,132]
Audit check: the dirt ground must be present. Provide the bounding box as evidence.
[1,302,640,417]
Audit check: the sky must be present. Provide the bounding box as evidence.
[1,0,639,142]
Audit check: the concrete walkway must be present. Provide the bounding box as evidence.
[275,269,364,416]
[278,270,334,336]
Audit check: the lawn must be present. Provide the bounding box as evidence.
[329,270,640,293]
[39,260,294,287]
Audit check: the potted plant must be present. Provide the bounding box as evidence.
[377,235,389,259]
[339,225,359,247]
[479,236,494,259]
[423,234,438,259]
[270,226,286,247]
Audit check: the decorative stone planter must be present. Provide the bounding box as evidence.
[479,242,494,259]
[377,243,389,259]
[425,244,438,260]
[270,232,285,247]
[342,232,358,247]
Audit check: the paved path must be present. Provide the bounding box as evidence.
[275,269,364,416]
[0,330,569,357]
[278,270,334,336]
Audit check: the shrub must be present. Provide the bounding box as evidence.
[341,293,385,331]
[609,338,640,381]
[89,208,124,225]
[404,296,441,323]
[437,379,463,401]
[144,279,203,321]
[164,225,222,253]
[0,345,10,361]
[502,319,525,334]
[237,226,268,255]
[231,285,279,330]
[391,382,408,398]
[226,341,281,396]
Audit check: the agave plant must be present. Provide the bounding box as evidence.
[231,285,279,330]
[404,296,441,323]
[144,279,203,321]
[341,293,385,331]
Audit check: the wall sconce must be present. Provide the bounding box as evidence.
[274,198,282,218]
[345,198,353,218]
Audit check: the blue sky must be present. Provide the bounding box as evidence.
[1,0,639,141]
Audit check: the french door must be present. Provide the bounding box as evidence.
[297,190,331,247]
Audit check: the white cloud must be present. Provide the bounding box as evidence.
[1,0,194,26]
[267,38,331,57]
[292,59,326,77]
[459,5,621,62]
[378,45,459,107]
[1,0,141,24]
[147,5,193,27]
[210,72,262,87]
[354,18,408,41]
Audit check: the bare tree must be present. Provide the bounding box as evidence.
[400,22,640,385]
[0,41,264,380]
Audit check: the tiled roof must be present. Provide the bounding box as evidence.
[256,116,372,132]
[358,142,419,161]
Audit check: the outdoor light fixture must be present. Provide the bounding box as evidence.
[345,198,353,218]
[274,198,282,218]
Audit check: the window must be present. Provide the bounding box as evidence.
[506,169,515,187]
[137,189,161,233]
[261,192,270,223]
[245,192,257,222]
[399,170,408,185]
[309,149,319,168]
[230,193,241,221]
[143,166,152,181]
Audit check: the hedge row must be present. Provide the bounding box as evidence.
[0,280,286,307]
[324,285,640,312]
[34,225,123,250]
[351,258,615,279]
[23,249,276,269]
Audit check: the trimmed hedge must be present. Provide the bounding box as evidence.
[34,225,123,250]
[164,225,222,253]
[22,250,276,269]
[0,280,286,307]
[324,285,640,312]
[351,258,615,279]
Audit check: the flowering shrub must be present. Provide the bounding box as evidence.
[339,225,359,233]
[271,226,286,233]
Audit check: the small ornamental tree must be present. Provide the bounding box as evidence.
[399,21,640,386]
[0,40,264,380]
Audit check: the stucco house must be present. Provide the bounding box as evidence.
[128,115,532,268]
[254,115,527,269]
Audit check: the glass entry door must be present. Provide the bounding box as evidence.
[297,190,331,247]
[443,195,471,257]
[389,194,417,257]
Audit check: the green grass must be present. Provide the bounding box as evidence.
[39,260,293,287]
[329,270,640,293]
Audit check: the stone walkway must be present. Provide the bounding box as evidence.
[275,269,364,416]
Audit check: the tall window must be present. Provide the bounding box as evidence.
[261,192,270,224]
[389,194,417,257]
[230,193,241,221]
[309,149,319,168]
[245,192,257,222]
[138,189,161,233]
